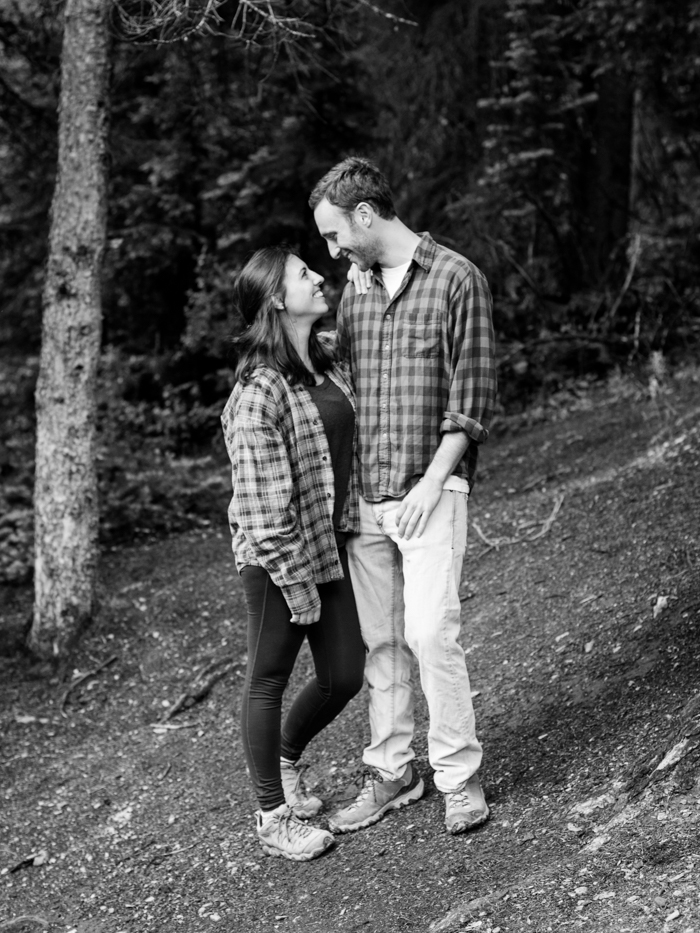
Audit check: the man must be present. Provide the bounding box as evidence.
[309,157,497,836]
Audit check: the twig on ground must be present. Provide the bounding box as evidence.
[472,494,565,556]
[472,520,520,553]
[0,918,49,931]
[159,656,242,723]
[150,722,197,731]
[60,654,119,712]
[526,494,565,541]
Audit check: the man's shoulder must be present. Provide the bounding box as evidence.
[428,238,488,287]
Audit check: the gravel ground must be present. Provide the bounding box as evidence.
[2,369,700,933]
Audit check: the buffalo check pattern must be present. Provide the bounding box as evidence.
[336,233,497,500]
[221,358,359,617]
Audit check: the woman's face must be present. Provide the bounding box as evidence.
[280,255,328,323]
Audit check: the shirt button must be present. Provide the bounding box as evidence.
[382,373,388,379]
[322,455,327,461]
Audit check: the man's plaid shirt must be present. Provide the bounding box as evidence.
[221,358,359,617]
[337,232,496,500]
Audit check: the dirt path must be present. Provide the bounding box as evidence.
[2,371,699,933]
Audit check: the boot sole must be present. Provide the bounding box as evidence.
[329,777,425,834]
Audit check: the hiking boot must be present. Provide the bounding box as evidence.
[444,773,489,834]
[256,805,334,861]
[280,758,323,819]
[328,763,424,834]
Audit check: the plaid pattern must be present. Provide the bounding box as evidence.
[337,233,496,500]
[221,357,359,617]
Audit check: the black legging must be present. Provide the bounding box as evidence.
[239,547,366,811]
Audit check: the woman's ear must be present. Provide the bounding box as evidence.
[272,296,285,311]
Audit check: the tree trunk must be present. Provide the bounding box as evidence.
[29,0,110,660]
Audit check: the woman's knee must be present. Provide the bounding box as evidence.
[335,662,365,701]
[317,668,363,705]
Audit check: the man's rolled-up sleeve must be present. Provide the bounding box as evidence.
[441,269,497,443]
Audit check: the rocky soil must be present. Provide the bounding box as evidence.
[1,368,699,933]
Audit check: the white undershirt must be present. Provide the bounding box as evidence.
[380,260,412,299]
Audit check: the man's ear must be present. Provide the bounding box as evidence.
[354,202,373,227]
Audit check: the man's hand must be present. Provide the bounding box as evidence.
[395,476,443,539]
[290,604,321,626]
[347,263,373,294]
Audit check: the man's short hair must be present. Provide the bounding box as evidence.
[309,156,396,220]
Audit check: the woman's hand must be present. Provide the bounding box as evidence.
[290,605,321,626]
[290,585,321,625]
[347,263,373,294]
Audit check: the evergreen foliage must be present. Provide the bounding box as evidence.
[1,0,698,396]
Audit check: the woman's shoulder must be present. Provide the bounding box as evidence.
[226,367,289,417]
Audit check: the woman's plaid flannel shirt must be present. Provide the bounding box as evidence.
[221,358,359,618]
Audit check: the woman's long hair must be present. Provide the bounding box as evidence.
[232,246,334,387]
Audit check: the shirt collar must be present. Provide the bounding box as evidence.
[372,232,436,276]
[411,232,437,272]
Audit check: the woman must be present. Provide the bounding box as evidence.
[221,246,366,862]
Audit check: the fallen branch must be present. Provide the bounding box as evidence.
[0,918,49,931]
[471,519,520,553]
[159,656,242,723]
[472,494,565,556]
[60,654,119,712]
[526,494,564,541]
[150,722,197,732]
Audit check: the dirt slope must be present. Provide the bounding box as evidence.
[2,370,699,933]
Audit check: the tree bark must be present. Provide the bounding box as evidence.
[30,0,110,659]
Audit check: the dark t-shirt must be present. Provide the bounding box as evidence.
[306,375,355,547]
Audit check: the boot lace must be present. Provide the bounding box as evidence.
[274,809,316,842]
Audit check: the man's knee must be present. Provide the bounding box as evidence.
[405,617,460,657]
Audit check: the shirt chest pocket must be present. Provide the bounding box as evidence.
[402,310,441,359]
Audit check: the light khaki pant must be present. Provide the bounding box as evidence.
[347,490,482,793]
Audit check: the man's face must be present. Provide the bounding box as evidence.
[313,198,378,271]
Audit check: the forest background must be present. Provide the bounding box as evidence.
[0,0,699,596]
